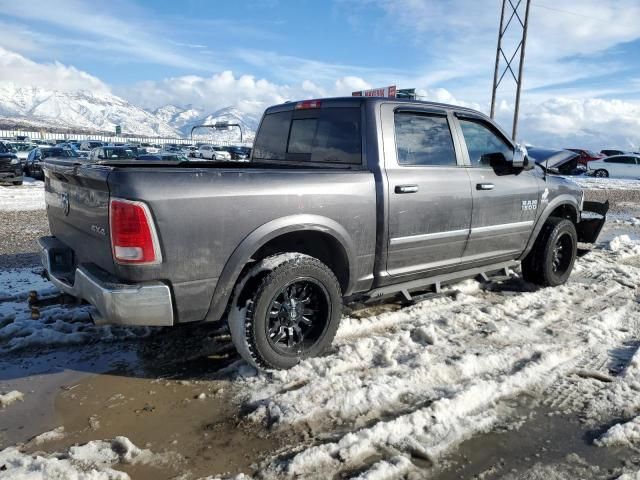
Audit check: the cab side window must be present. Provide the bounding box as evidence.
[394,112,457,166]
[458,118,513,167]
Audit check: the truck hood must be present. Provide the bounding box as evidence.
[528,148,579,174]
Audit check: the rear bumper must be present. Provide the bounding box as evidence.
[38,236,174,327]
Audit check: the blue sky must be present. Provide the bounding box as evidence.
[0,0,640,148]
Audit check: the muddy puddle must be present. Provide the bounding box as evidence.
[0,325,295,479]
[41,372,285,479]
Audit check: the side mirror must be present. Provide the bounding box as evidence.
[513,144,534,170]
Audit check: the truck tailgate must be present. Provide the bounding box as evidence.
[44,160,115,274]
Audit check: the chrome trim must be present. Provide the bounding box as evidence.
[471,220,534,234]
[39,238,173,327]
[390,228,469,246]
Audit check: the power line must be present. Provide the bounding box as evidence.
[531,2,607,22]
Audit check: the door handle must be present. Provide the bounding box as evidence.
[476,183,495,190]
[395,185,419,194]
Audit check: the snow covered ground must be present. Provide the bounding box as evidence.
[0,436,163,480]
[2,237,640,479]
[564,175,640,191]
[220,232,640,479]
[0,177,45,211]
[1,181,640,479]
[0,267,151,353]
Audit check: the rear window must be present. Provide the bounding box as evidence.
[253,107,362,165]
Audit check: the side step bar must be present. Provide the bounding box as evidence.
[367,260,520,300]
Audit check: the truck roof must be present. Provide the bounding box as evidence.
[266,96,489,119]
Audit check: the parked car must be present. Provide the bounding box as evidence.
[587,154,640,178]
[39,96,608,370]
[566,148,604,165]
[600,149,625,157]
[88,146,137,161]
[25,146,78,179]
[197,144,232,160]
[0,141,23,185]
[7,142,37,167]
[79,141,104,151]
[57,142,89,158]
[223,146,252,160]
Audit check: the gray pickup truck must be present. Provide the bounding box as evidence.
[39,97,607,369]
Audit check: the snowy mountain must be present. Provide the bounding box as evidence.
[0,84,260,142]
[0,84,180,137]
[153,104,202,130]
[155,105,260,142]
[181,107,260,142]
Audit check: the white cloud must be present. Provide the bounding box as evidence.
[496,97,640,150]
[0,0,212,70]
[121,71,383,116]
[0,47,109,94]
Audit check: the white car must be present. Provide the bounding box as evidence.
[587,154,640,179]
[197,145,231,161]
[8,142,36,161]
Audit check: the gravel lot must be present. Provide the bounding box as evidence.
[0,209,49,268]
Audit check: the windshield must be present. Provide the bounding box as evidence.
[42,148,77,158]
[104,148,136,159]
[10,143,35,152]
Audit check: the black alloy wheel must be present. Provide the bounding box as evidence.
[266,279,330,355]
[551,232,573,276]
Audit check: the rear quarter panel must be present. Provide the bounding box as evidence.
[108,167,377,319]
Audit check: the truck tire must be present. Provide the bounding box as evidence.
[522,217,577,287]
[229,254,342,370]
[13,180,23,186]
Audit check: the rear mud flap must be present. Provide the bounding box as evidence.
[577,200,609,244]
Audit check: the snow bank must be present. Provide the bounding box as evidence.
[0,390,23,407]
[596,416,640,447]
[30,427,65,445]
[0,436,156,480]
[0,177,45,211]
[230,239,640,478]
[568,177,640,191]
[0,268,152,353]
[607,235,640,258]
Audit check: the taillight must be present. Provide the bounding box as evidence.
[109,198,162,265]
[295,99,321,110]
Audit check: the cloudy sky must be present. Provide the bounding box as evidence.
[0,0,639,149]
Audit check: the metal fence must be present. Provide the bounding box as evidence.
[0,129,253,147]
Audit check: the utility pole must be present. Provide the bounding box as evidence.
[490,0,531,141]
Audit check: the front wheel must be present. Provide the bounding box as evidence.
[13,180,23,186]
[229,254,342,370]
[522,217,577,287]
[594,169,609,178]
